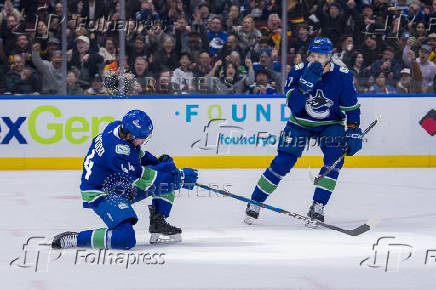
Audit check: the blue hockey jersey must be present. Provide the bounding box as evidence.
[284,62,360,128]
[79,121,172,208]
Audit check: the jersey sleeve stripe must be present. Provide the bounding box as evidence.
[340,103,360,111]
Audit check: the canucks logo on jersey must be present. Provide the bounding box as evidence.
[305,89,334,120]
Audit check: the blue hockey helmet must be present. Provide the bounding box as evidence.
[122,110,153,140]
[308,37,333,54]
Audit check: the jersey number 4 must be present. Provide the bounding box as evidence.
[84,149,96,180]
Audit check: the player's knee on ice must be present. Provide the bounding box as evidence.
[110,221,136,250]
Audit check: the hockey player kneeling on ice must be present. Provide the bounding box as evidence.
[245,37,362,226]
[52,110,198,249]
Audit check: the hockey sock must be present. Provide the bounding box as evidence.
[77,221,136,249]
[152,191,174,218]
[313,167,340,205]
[252,151,297,202]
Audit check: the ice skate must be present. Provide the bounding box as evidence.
[306,201,324,228]
[52,231,78,249]
[148,205,182,244]
[244,203,260,225]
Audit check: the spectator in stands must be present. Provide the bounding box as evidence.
[0,0,21,25]
[370,47,402,81]
[260,13,282,48]
[411,21,428,47]
[5,54,40,94]
[99,37,117,64]
[232,15,262,53]
[1,14,20,55]
[128,34,149,68]
[133,56,153,93]
[396,67,422,94]
[67,70,84,95]
[193,51,212,78]
[209,59,254,94]
[44,38,61,61]
[85,73,107,95]
[427,33,436,64]
[217,33,244,60]
[368,70,398,94]
[193,3,212,27]
[361,34,383,67]
[68,35,104,83]
[175,28,209,65]
[11,34,32,63]
[253,48,281,88]
[404,43,436,92]
[348,52,371,93]
[83,0,108,20]
[32,43,63,94]
[208,16,228,56]
[225,51,249,77]
[171,52,194,93]
[154,67,172,94]
[248,69,277,94]
[225,5,241,31]
[332,35,354,66]
[290,24,310,56]
[313,1,359,47]
[151,36,179,72]
[147,20,169,53]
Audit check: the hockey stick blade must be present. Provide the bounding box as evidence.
[196,183,375,236]
[313,116,381,185]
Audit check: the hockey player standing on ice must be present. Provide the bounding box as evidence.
[52,110,198,249]
[245,37,362,225]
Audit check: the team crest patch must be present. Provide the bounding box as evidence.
[118,203,128,209]
[305,89,333,119]
[116,144,130,155]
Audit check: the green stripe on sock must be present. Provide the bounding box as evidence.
[81,190,104,202]
[134,167,157,190]
[317,177,336,191]
[257,175,277,194]
[157,191,175,203]
[92,228,107,249]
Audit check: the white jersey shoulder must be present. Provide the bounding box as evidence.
[294,62,305,70]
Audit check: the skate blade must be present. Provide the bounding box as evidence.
[243,216,256,225]
[305,220,320,229]
[150,233,182,244]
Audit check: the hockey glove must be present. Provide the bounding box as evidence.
[152,154,176,172]
[172,168,198,190]
[298,62,323,94]
[345,127,362,156]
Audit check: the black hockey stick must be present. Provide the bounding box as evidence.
[196,183,379,236]
[313,116,381,185]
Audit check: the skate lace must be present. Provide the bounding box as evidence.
[249,204,260,213]
[162,219,177,231]
[313,202,324,215]
[60,234,77,248]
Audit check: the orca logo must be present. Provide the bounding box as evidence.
[305,89,333,119]
[133,119,141,128]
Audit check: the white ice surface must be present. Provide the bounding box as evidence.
[1,169,436,290]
